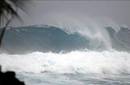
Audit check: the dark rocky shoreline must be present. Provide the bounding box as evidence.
[0,66,25,85]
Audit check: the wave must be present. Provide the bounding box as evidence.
[0,51,130,74]
[1,25,89,54]
[0,24,130,54]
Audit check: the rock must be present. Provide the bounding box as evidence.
[0,66,25,85]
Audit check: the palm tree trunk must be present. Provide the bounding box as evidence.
[0,17,12,47]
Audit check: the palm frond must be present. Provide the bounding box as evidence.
[0,0,28,27]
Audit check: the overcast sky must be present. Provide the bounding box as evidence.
[11,0,130,28]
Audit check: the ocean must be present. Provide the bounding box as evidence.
[0,24,130,85]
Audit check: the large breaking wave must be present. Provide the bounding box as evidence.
[0,14,130,74]
[0,24,130,54]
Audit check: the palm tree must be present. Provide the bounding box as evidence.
[0,0,28,47]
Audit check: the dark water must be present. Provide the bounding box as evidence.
[1,25,130,54]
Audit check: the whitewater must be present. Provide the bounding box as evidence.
[0,51,130,85]
[1,51,130,74]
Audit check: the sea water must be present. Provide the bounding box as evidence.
[0,16,130,85]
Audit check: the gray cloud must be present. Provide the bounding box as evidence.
[11,1,130,28]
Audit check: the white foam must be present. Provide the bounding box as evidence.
[0,51,130,74]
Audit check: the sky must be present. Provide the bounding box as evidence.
[11,0,130,28]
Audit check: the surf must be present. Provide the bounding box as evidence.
[0,51,130,74]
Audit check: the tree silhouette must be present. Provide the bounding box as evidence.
[0,0,28,47]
